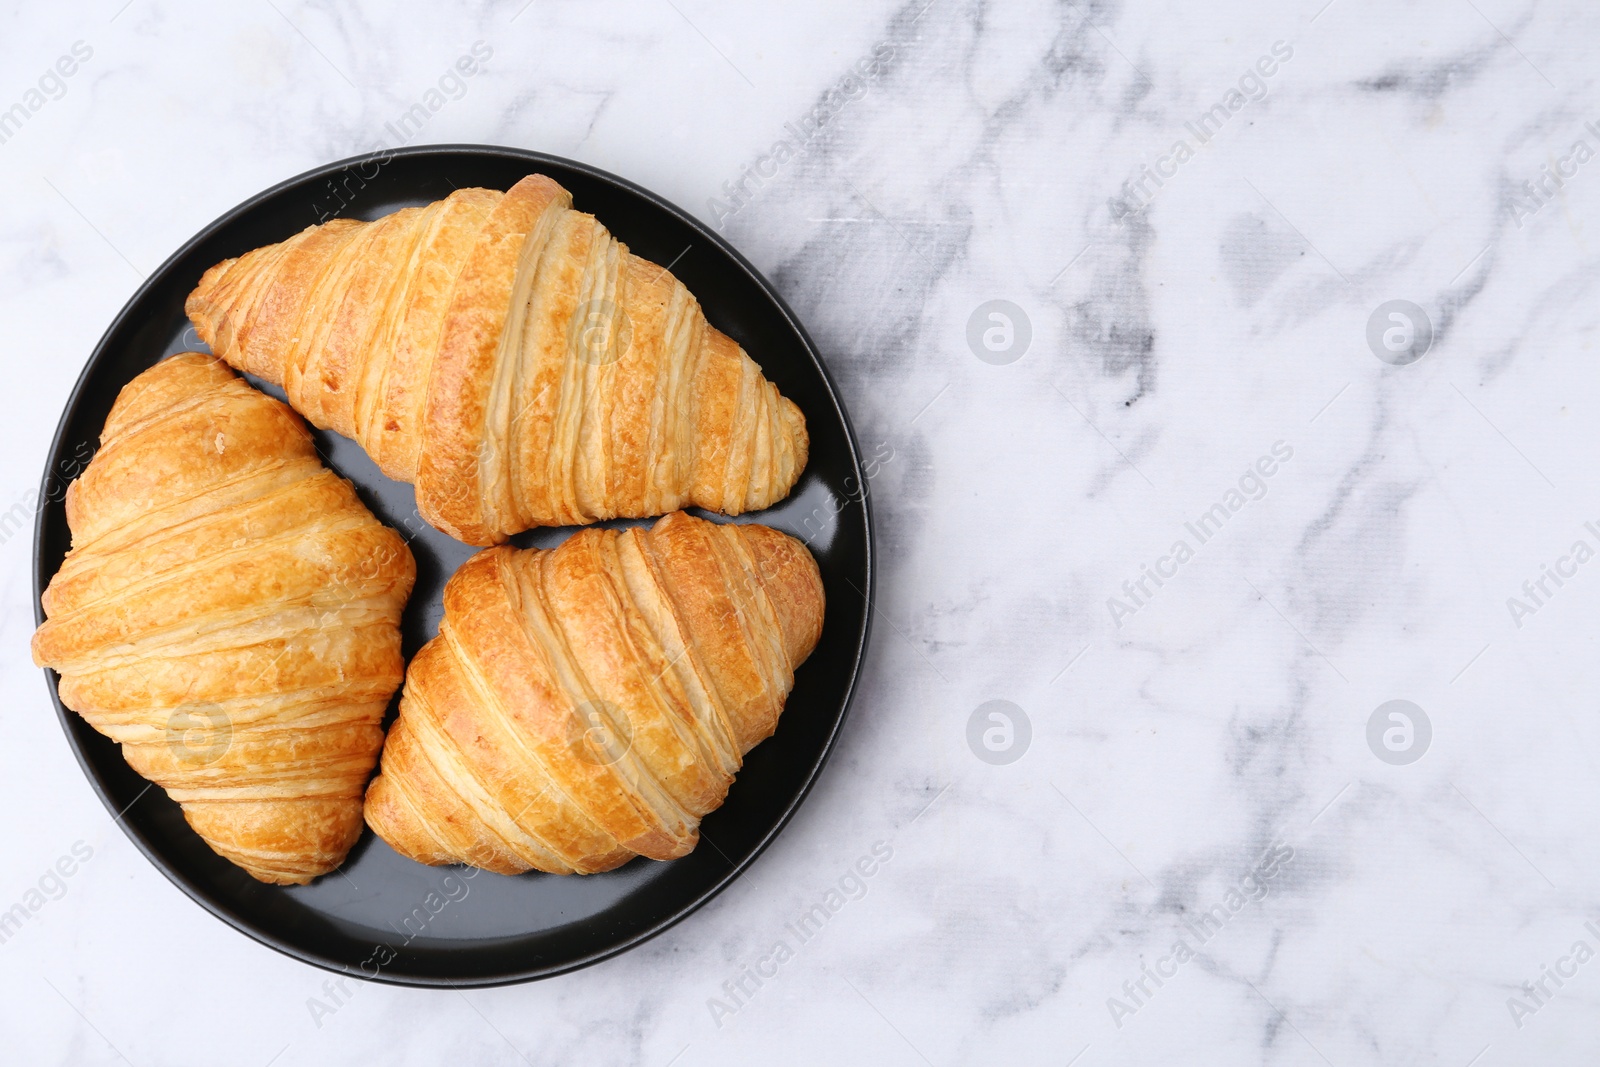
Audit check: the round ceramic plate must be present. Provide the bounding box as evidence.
[33,145,872,986]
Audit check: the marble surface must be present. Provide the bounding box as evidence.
[4,0,1600,1063]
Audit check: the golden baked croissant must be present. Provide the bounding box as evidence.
[364,511,823,875]
[185,173,809,546]
[32,353,416,885]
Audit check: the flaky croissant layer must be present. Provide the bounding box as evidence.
[364,511,824,875]
[32,354,416,885]
[186,173,809,546]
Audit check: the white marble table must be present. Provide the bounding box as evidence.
[4,0,1599,1063]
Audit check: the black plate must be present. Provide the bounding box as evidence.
[32,145,872,986]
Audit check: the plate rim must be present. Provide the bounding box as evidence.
[32,143,875,987]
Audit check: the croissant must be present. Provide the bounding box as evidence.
[185,173,809,546]
[364,511,823,875]
[32,353,416,885]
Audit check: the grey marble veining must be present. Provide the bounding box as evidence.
[3,0,1600,1063]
